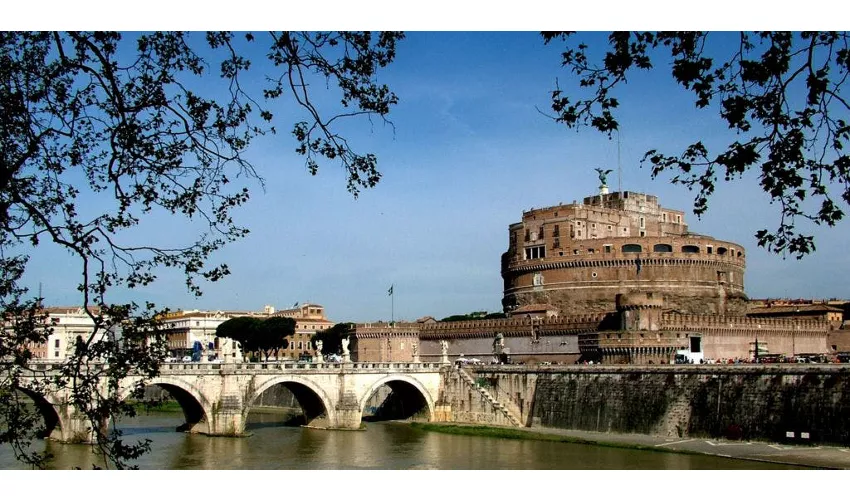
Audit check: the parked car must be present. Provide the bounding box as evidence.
[164,356,175,363]
[181,355,192,362]
[325,354,343,363]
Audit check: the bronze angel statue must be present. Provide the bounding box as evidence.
[594,168,613,186]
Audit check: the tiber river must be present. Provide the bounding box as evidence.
[0,409,797,470]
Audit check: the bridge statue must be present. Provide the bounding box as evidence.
[440,340,449,365]
[493,332,504,355]
[315,340,323,361]
[412,342,420,363]
[594,167,613,186]
[341,337,350,362]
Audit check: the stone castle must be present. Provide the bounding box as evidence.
[501,190,747,316]
[351,184,836,364]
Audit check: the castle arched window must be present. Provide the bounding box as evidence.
[717,247,728,255]
[682,245,700,253]
[621,244,642,253]
[653,244,673,252]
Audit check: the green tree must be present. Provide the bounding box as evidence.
[312,322,353,356]
[543,31,850,258]
[215,316,260,358]
[0,31,402,469]
[256,316,295,361]
[215,316,294,361]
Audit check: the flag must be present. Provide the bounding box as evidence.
[388,285,394,296]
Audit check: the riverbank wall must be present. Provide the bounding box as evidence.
[451,365,850,445]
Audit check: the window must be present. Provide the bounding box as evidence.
[622,244,642,253]
[607,225,612,231]
[553,237,560,248]
[525,246,545,259]
[622,228,627,233]
[639,231,646,237]
[676,215,681,224]
[54,339,60,348]
[298,341,303,350]
[653,244,673,252]
[591,223,596,229]
[553,224,560,236]
[604,245,612,253]
[662,213,667,222]
[587,248,595,254]
[682,245,700,253]
[573,249,580,255]
[639,217,645,229]
[591,272,598,278]
[577,230,582,237]
[54,351,59,358]
[707,246,713,254]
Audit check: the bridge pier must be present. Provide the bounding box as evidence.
[47,402,102,444]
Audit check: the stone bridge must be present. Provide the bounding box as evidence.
[10,361,449,443]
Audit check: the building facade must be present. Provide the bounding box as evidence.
[271,303,335,359]
[25,307,110,361]
[159,303,334,360]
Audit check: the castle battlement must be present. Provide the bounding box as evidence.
[661,313,828,332]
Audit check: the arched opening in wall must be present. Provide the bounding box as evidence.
[124,383,208,434]
[717,247,728,255]
[682,245,700,253]
[246,382,328,429]
[10,387,62,440]
[621,244,642,253]
[362,380,430,423]
[653,244,673,252]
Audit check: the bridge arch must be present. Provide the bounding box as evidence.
[248,376,336,428]
[119,376,213,435]
[359,375,435,422]
[12,385,64,440]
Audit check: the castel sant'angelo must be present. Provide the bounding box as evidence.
[351,173,835,364]
[501,186,748,317]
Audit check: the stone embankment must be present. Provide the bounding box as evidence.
[442,365,850,447]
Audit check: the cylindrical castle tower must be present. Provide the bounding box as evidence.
[501,190,748,316]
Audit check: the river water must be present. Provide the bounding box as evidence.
[0,411,798,470]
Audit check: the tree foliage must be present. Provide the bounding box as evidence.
[0,31,401,468]
[215,316,294,361]
[543,31,850,258]
[312,322,353,356]
[440,311,505,322]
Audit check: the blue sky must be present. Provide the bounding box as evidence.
[21,31,850,322]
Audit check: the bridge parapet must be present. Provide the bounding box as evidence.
[10,360,448,444]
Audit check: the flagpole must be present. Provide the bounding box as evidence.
[391,284,395,326]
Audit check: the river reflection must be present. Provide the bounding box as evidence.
[0,411,799,470]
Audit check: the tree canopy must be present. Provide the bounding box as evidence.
[312,322,353,356]
[215,316,295,361]
[543,31,850,258]
[0,31,401,468]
